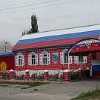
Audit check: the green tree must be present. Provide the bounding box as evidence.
[22,14,39,36]
[30,14,38,33]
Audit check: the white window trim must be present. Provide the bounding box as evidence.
[40,51,50,65]
[63,56,72,64]
[83,56,87,64]
[60,49,72,65]
[15,56,18,66]
[74,56,87,64]
[28,52,38,66]
[74,56,78,64]
[15,53,24,66]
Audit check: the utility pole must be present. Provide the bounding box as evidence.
[4,41,7,52]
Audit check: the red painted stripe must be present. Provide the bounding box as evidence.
[12,36,98,51]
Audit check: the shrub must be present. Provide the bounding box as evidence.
[70,71,79,81]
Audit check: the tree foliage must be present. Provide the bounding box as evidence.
[30,15,38,33]
[22,14,39,36]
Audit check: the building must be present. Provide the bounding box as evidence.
[0,52,15,71]
[12,25,100,77]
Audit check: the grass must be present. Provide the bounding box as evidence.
[71,88,100,100]
[0,80,49,90]
[0,80,49,91]
[0,80,49,85]
[0,84,9,87]
[20,84,42,89]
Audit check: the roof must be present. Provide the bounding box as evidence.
[0,52,13,57]
[12,25,100,51]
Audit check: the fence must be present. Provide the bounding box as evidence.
[0,69,90,82]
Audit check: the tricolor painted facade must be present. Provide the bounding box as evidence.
[12,25,100,77]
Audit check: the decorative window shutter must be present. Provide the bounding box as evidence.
[40,54,43,65]
[47,53,50,64]
[83,56,87,63]
[74,56,78,64]
[15,56,18,66]
[22,55,24,66]
[60,52,64,64]
[35,54,38,65]
[69,56,72,64]
[28,54,31,65]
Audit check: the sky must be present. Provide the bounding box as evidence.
[0,0,100,45]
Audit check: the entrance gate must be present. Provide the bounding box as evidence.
[69,38,100,77]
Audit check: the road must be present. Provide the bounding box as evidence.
[0,79,100,100]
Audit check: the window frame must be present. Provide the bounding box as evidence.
[60,49,72,64]
[74,55,87,64]
[40,51,50,65]
[28,52,38,66]
[78,55,84,63]
[15,53,24,66]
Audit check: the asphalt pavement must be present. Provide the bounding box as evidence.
[0,79,100,100]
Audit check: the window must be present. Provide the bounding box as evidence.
[43,54,48,64]
[64,52,68,64]
[40,51,50,65]
[32,55,35,65]
[60,49,72,64]
[74,56,78,64]
[74,56,87,64]
[15,53,24,66]
[28,52,38,66]
[79,55,84,63]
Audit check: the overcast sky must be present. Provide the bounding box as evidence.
[0,0,100,45]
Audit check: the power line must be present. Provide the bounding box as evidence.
[0,0,37,8]
[0,0,81,13]
[0,0,62,11]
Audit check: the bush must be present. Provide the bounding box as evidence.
[84,69,90,78]
[30,73,44,81]
[70,71,79,81]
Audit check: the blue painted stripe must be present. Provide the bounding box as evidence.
[92,65,100,71]
[16,30,100,45]
[0,52,13,56]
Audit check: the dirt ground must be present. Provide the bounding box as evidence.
[0,79,100,100]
